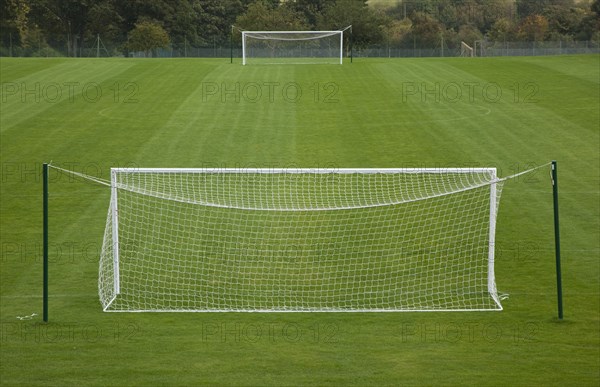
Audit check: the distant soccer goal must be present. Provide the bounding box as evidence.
[241,29,349,65]
[95,167,508,312]
[461,41,474,57]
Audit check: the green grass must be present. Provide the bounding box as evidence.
[1,55,598,386]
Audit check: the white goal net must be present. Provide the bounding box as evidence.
[98,168,505,312]
[242,30,344,65]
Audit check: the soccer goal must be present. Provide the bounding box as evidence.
[461,41,474,57]
[241,30,346,65]
[95,167,508,312]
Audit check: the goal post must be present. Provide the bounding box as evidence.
[110,169,121,296]
[461,41,474,57]
[241,30,345,65]
[98,167,506,313]
[42,163,49,322]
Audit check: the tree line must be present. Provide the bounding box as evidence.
[1,0,598,57]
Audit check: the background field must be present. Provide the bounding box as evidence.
[1,55,598,386]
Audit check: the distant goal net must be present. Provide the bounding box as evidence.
[98,168,506,312]
[241,30,346,65]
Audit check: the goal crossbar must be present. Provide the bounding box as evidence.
[243,31,342,40]
[109,168,499,211]
[112,167,496,174]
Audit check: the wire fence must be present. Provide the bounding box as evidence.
[353,40,600,58]
[1,40,598,59]
[478,40,600,57]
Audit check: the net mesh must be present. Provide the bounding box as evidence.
[243,31,343,65]
[99,169,504,312]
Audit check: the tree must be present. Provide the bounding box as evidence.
[0,0,31,50]
[488,17,517,42]
[29,0,91,56]
[118,0,243,51]
[455,0,485,31]
[127,20,169,56]
[544,4,590,39]
[576,1,600,41]
[288,0,336,27]
[163,0,239,50]
[87,1,123,43]
[594,0,600,16]
[409,11,444,47]
[401,0,439,16]
[437,0,461,30]
[481,0,518,33]
[518,14,549,41]
[517,0,575,19]
[457,24,483,46]
[317,0,386,48]
[218,0,246,41]
[164,0,198,49]
[235,0,308,31]
[116,0,179,46]
[385,18,412,47]
[6,0,596,57]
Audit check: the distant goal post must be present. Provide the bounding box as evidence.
[461,41,474,57]
[239,27,351,65]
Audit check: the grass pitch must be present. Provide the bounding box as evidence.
[1,55,598,386]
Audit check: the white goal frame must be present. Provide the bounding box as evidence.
[461,41,474,57]
[241,30,344,65]
[102,167,501,313]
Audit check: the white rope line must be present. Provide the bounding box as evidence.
[497,161,552,183]
[48,164,112,187]
[46,162,553,211]
[244,32,341,41]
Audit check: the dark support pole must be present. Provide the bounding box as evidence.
[43,163,49,322]
[350,27,353,63]
[551,160,563,320]
[230,26,234,64]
